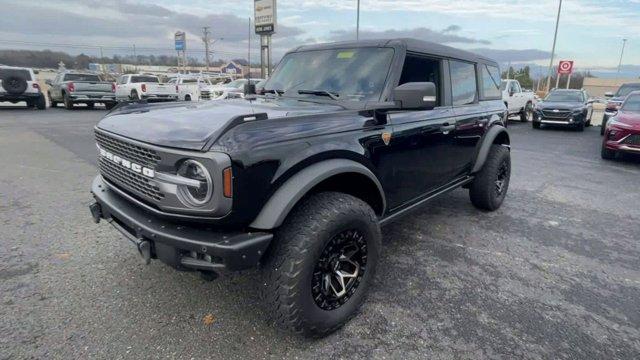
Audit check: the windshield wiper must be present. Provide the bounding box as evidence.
[262,89,285,96]
[297,89,340,101]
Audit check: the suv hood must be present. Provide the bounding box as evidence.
[97,97,345,150]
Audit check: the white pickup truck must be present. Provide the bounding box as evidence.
[115,74,177,102]
[169,76,218,101]
[501,79,536,122]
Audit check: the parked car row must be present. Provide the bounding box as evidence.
[1,65,265,110]
[601,90,640,160]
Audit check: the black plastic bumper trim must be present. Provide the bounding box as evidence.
[91,175,273,271]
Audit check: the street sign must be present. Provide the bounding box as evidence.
[255,0,277,35]
[175,31,186,51]
[557,60,574,75]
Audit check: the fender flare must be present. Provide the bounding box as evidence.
[471,125,510,174]
[249,159,386,230]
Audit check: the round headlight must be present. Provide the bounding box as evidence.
[176,160,212,207]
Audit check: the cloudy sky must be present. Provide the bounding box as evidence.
[1,0,639,74]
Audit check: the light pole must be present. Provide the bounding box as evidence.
[545,0,562,92]
[616,38,628,79]
[356,0,360,41]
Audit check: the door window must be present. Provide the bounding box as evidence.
[450,61,477,106]
[480,64,501,99]
[398,54,442,106]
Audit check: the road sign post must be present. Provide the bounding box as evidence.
[254,0,277,78]
[175,31,187,74]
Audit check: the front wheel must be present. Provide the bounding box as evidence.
[63,93,73,110]
[469,144,511,211]
[262,192,381,337]
[35,94,46,110]
[532,121,541,129]
[601,144,616,160]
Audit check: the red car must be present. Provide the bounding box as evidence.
[601,91,640,159]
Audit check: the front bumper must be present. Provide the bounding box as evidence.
[603,131,640,154]
[90,175,272,273]
[533,111,586,127]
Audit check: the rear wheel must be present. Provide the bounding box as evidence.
[35,94,46,110]
[130,90,139,101]
[184,94,191,101]
[469,145,511,211]
[48,92,57,108]
[521,102,533,122]
[262,192,381,337]
[63,93,73,110]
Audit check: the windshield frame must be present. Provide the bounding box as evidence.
[263,46,398,103]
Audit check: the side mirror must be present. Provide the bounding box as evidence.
[244,83,256,95]
[392,82,437,110]
[45,79,52,86]
[605,92,614,98]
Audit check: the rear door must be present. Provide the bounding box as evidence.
[449,60,486,177]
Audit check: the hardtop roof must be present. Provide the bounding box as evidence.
[290,38,498,66]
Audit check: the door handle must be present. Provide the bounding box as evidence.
[440,123,456,132]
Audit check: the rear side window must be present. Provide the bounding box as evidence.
[64,74,101,82]
[480,64,501,99]
[131,76,159,83]
[0,69,32,81]
[450,61,477,106]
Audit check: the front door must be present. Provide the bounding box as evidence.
[377,107,460,210]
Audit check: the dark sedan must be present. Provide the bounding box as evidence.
[532,89,593,131]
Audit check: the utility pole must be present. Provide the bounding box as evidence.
[248,18,251,79]
[617,38,628,79]
[99,46,105,74]
[545,0,562,92]
[202,26,211,71]
[133,44,137,72]
[356,0,360,41]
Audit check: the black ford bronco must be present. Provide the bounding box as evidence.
[89,39,510,336]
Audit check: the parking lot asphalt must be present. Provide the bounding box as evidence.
[1,106,639,359]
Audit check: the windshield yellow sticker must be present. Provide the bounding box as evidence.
[337,51,355,59]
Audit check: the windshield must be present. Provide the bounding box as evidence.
[131,76,158,83]
[544,91,583,102]
[264,47,395,101]
[64,73,100,82]
[622,94,640,112]
[616,84,640,97]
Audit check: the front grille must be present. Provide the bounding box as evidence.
[201,91,211,100]
[623,134,640,146]
[98,157,164,201]
[95,131,161,168]
[541,109,571,119]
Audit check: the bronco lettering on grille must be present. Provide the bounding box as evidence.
[98,146,155,178]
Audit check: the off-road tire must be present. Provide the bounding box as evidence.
[48,92,57,108]
[601,144,616,160]
[520,102,533,122]
[63,93,73,110]
[469,144,511,211]
[261,192,381,337]
[35,94,46,110]
[0,72,28,95]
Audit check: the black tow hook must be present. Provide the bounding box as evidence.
[138,240,152,265]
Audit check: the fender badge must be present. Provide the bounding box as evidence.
[382,132,392,145]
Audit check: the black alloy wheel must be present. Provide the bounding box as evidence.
[312,229,368,311]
